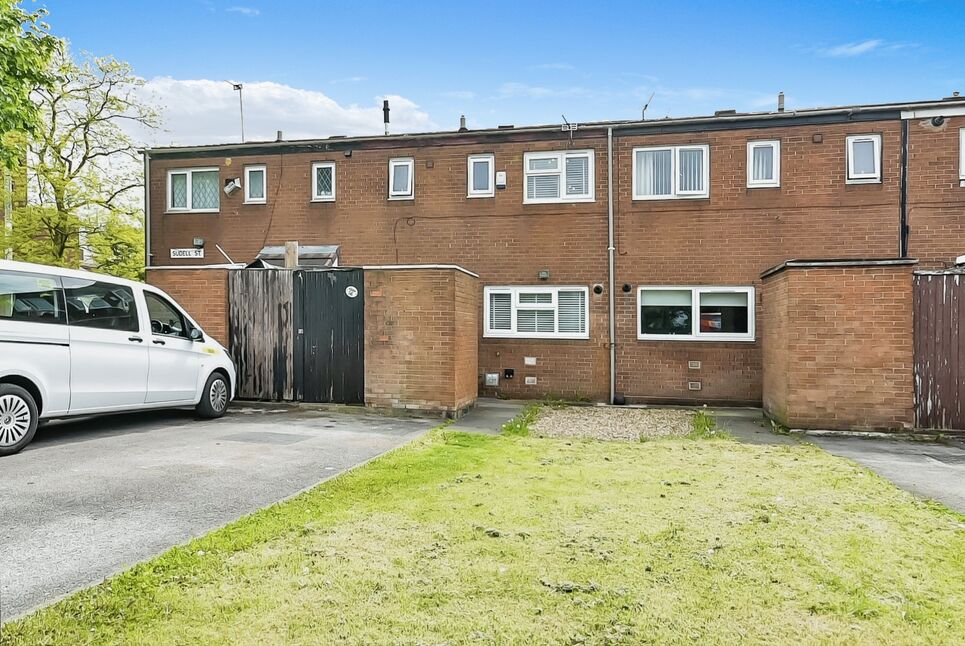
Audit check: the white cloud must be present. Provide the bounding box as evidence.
[496,82,592,99]
[136,78,435,146]
[330,76,367,84]
[816,39,883,57]
[226,6,260,16]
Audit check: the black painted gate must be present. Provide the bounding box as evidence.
[294,269,365,404]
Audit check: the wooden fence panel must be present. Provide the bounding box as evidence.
[914,272,964,430]
[228,269,295,400]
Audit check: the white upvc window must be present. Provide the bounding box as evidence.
[959,128,965,184]
[632,145,710,200]
[523,150,594,204]
[747,140,780,188]
[846,134,882,184]
[638,286,755,342]
[388,157,414,200]
[311,162,336,201]
[166,168,220,213]
[484,286,589,339]
[244,164,267,204]
[468,154,495,198]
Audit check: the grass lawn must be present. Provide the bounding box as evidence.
[5,417,965,645]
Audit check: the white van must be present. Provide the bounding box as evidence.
[0,259,236,456]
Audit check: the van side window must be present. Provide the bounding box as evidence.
[0,270,66,325]
[62,279,139,332]
[144,292,189,339]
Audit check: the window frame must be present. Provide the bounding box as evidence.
[388,157,415,200]
[522,150,595,204]
[166,167,220,214]
[0,269,66,326]
[483,285,590,340]
[244,164,267,204]
[632,144,710,200]
[746,140,781,188]
[467,154,495,198]
[845,134,882,184]
[62,278,140,333]
[637,285,755,342]
[959,128,965,184]
[311,161,336,202]
[144,289,191,340]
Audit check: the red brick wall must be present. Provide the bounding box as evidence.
[907,115,965,268]
[147,115,953,404]
[761,262,915,430]
[364,267,478,416]
[145,268,229,345]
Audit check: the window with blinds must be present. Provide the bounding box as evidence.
[633,145,709,199]
[638,286,754,341]
[484,286,589,339]
[746,140,780,188]
[523,151,594,203]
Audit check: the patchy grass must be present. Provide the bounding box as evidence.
[687,409,733,440]
[500,403,540,436]
[5,430,965,645]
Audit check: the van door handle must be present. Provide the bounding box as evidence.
[128,336,143,343]
[152,339,166,345]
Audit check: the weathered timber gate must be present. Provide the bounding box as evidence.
[295,270,365,404]
[914,270,964,430]
[228,268,364,403]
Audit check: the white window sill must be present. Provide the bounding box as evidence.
[468,192,494,199]
[388,195,414,201]
[523,197,594,205]
[632,194,709,201]
[637,334,755,342]
[845,177,881,185]
[165,209,220,214]
[484,332,589,340]
[747,183,780,189]
[244,199,267,205]
[310,197,335,203]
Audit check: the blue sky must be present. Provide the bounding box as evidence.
[37,0,965,145]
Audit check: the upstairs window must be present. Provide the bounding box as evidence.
[244,165,267,204]
[312,162,336,201]
[959,128,965,185]
[633,145,709,199]
[484,286,589,339]
[747,140,780,188]
[468,154,495,198]
[846,134,881,184]
[167,168,220,212]
[389,158,414,200]
[638,286,754,341]
[523,150,594,204]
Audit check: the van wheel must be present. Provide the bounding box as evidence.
[197,372,229,419]
[0,384,39,456]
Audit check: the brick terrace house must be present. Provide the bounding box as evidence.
[144,96,965,407]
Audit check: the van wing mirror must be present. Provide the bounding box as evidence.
[189,327,203,341]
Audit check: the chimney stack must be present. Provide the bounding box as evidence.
[459,115,467,131]
[276,130,284,142]
[383,99,390,136]
[777,91,785,113]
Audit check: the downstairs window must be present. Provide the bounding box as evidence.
[638,286,754,341]
[484,286,589,339]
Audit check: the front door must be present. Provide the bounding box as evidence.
[143,290,201,403]
[296,269,364,404]
[64,277,149,412]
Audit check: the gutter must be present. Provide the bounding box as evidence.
[143,150,151,268]
[607,128,616,404]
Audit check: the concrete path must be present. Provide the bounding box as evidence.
[0,406,432,622]
[449,399,525,435]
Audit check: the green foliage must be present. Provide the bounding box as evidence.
[687,410,733,440]
[0,0,61,168]
[2,46,158,278]
[501,404,540,436]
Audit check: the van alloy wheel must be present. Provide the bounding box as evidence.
[0,394,32,447]
[209,379,228,413]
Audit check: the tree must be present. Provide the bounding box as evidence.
[1,47,159,278]
[0,0,60,168]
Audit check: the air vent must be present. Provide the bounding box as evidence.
[714,109,737,116]
[497,124,515,129]
[688,360,701,370]
[525,376,538,386]
[688,381,702,391]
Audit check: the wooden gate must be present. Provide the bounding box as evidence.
[295,269,365,404]
[914,271,964,430]
[228,268,363,403]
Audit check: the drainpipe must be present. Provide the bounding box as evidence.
[607,127,616,404]
[899,119,909,257]
[143,150,152,268]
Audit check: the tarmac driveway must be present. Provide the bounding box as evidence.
[0,406,432,621]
